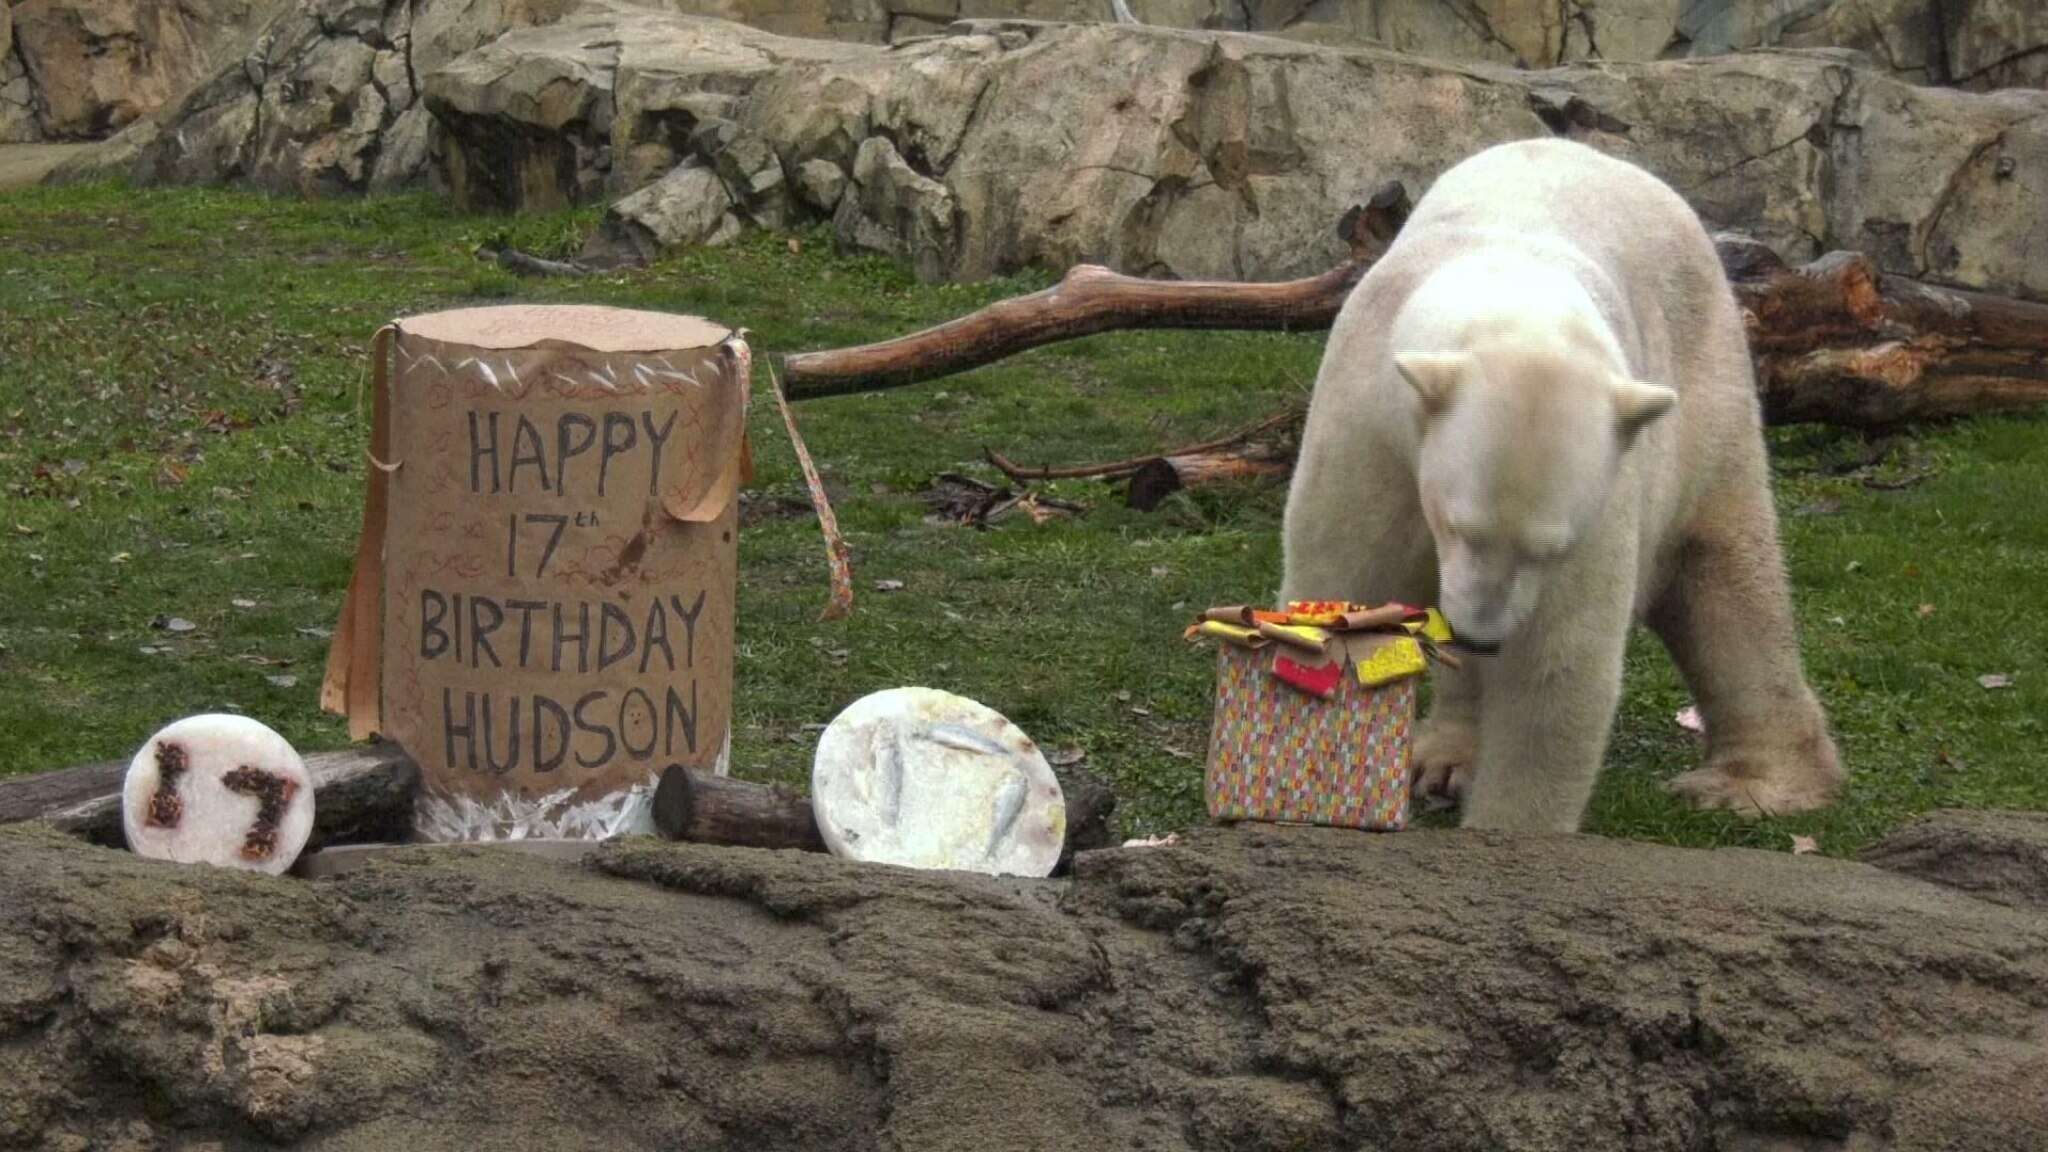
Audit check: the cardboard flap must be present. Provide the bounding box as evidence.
[321,324,395,740]
[661,336,752,524]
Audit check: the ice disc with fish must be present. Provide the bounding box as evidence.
[811,687,1067,877]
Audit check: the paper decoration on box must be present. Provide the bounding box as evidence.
[1185,600,1458,832]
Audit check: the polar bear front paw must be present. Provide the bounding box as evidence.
[1410,719,1477,808]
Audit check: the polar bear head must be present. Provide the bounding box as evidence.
[1395,333,1676,650]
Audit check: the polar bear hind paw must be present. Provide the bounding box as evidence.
[1664,749,1842,818]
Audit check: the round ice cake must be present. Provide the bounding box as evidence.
[811,687,1066,877]
[121,714,314,875]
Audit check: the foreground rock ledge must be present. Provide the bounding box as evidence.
[3,821,2045,1151]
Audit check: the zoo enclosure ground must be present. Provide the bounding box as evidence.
[1,183,2042,853]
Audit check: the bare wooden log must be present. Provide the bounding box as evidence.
[1124,442,1298,511]
[1725,243,2048,426]
[651,760,1119,875]
[0,741,419,850]
[653,764,827,852]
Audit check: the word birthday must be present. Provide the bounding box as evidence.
[419,588,708,775]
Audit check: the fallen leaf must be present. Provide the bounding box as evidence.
[1130,706,1152,717]
[152,616,197,633]
[11,523,32,536]
[109,552,131,564]
[1115,690,1132,703]
[1978,673,2016,690]
[232,598,259,609]
[1047,747,1087,768]
[1150,566,1171,578]
[1674,705,1705,735]
[296,626,332,639]
[787,238,802,255]
[1162,745,1193,760]
[1915,603,1936,618]
[266,674,298,688]
[874,579,906,592]
[136,645,165,656]
[1790,834,1820,856]
[1844,560,1862,574]
[235,654,294,667]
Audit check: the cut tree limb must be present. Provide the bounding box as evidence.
[780,182,1412,400]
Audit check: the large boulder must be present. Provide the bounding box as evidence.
[1681,0,2048,90]
[421,13,2048,300]
[45,0,624,193]
[4,816,2047,1149]
[3,0,286,140]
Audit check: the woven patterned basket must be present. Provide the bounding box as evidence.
[1204,641,1415,830]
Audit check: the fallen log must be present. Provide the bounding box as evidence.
[651,758,1118,875]
[0,740,418,850]
[780,192,2048,430]
[653,764,828,852]
[1727,239,2048,425]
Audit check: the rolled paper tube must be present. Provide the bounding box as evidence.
[122,713,315,876]
[1201,605,1257,626]
[1251,609,1293,625]
[1256,620,1334,653]
[1421,608,1455,643]
[1333,604,1414,631]
[1196,620,1267,647]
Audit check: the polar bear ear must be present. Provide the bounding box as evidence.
[1393,352,1468,416]
[1612,378,1678,436]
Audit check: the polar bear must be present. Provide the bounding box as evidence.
[1280,138,1843,832]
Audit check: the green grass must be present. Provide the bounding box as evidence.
[2,182,2043,855]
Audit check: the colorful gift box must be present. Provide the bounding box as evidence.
[1187,601,1456,832]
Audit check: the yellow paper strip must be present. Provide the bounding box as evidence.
[1357,634,1428,686]
[1197,620,1267,647]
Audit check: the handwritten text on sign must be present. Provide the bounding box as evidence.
[382,346,739,797]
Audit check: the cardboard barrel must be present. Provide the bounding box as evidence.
[322,305,750,841]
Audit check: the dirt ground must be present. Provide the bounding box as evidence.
[3,814,2046,1151]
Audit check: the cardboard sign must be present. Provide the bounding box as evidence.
[323,305,750,841]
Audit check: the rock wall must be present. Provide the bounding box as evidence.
[13,0,2044,149]
[5,816,2047,1150]
[0,0,289,142]
[410,10,2048,302]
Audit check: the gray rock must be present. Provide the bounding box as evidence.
[590,158,742,265]
[4,0,286,140]
[419,12,2048,300]
[837,133,956,280]
[794,156,848,210]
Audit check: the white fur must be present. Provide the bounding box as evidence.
[1282,139,1843,832]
